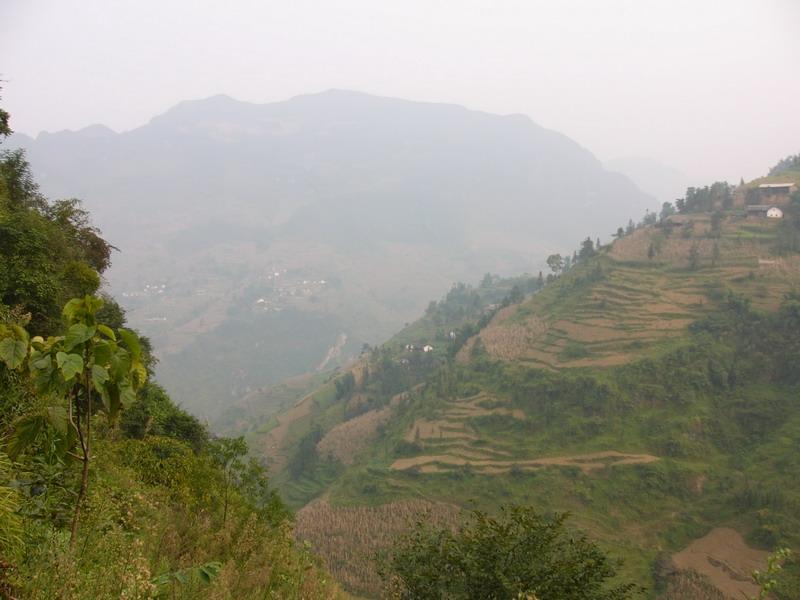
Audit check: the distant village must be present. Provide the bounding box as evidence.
[253,268,329,312]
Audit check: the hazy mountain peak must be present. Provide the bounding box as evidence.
[76,123,116,138]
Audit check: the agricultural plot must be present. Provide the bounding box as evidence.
[471,214,800,370]
[394,392,657,476]
[390,450,659,475]
[295,499,459,597]
[316,404,393,465]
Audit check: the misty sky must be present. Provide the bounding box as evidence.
[1,0,798,183]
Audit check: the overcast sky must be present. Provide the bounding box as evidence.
[1,0,798,183]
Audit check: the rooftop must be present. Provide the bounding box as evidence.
[758,183,794,189]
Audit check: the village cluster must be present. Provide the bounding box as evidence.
[120,282,167,298]
[253,268,328,312]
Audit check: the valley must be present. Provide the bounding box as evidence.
[9,90,653,419]
[231,166,800,598]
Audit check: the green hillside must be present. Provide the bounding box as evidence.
[253,172,800,599]
[0,104,345,599]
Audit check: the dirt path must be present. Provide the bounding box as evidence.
[390,450,659,473]
[672,527,767,599]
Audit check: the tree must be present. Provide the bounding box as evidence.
[688,243,700,270]
[2,295,147,547]
[546,254,563,275]
[578,237,595,260]
[647,243,656,260]
[626,218,635,235]
[712,241,721,267]
[613,227,625,239]
[0,85,11,139]
[536,271,544,288]
[381,505,639,599]
[210,436,248,525]
[710,211,724,237]
[750,548,792,600]
[659,201,675,221]
[507,285,524,304]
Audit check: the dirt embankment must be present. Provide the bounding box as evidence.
[671,527,768,599]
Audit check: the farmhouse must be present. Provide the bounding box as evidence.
[758,183,796,205]
[746,205,784,219]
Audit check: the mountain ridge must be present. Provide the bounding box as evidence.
[7,90,655,418]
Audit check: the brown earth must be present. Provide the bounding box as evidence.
[390,450,659,474]
[671,527,768,599]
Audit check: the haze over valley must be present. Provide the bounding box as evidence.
[10,90,654,417]
[2,2,799,599]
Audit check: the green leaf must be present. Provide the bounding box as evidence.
[91,364,109,390]
[10,325,29,344]
[46,405,68,436]
[109,348,131,379]
[132,361,148,388]
[119,382,136,408]
[64,323,94,351]
[58,353,84,381]
[7,413,47,460]
[0,338,28,370]
[31,353,51,371]
[96,324,116,341]
[93,339,113,366]
[62,298,83,322]
[198,562,222,583]
[118,328,141,360]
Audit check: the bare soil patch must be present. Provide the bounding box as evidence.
[404,419,474,443]
[390,450,658,474]
[671,527,767,599]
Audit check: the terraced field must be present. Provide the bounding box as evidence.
[469,214,800,369]
[390,450,659,475]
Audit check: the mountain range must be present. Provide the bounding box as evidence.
[9,90,655,417]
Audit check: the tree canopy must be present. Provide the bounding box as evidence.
[381,505,639,600]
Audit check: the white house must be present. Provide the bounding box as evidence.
[767,206,784,219]
[422,345,434,353]
[747,205,784,219]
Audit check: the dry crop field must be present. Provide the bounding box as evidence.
[470,214,800,370]
[295,499,459,597]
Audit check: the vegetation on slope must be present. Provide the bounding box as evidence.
[260,164,800,598]
[0,102,342,599]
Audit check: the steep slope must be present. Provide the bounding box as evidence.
[254,178,800,598]
[9,91,653,417]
